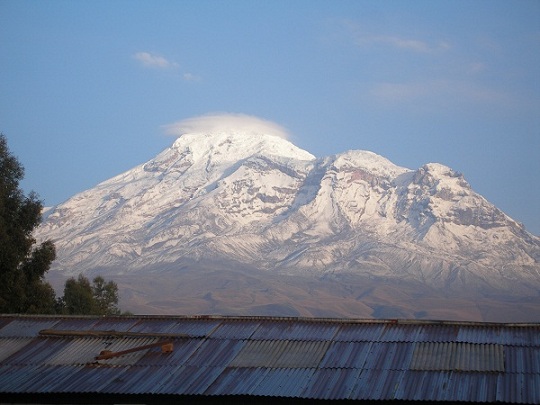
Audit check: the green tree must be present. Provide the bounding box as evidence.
[92,276,120,315]
[62,274,95,315]
[0,134,56,313]
[61,274,121,315]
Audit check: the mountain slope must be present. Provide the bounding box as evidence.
[37,130,540,320]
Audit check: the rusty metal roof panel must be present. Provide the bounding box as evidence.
[44,338,115,366]
[304,367,362,399]
[361,342,415,371]
[249,367,315,398]
[229,340,284,368]
[319,341,371,368]
[204,367,268,396]
[156,365,190,394]
[0,365,35,393]
[229,340,329,368]
[333,323,386,341]
[157,365,226,395]
[454,324,540,346]
[185,338,245,367]
[350,368,404,400]
[126,318,178,334]
[457,325,505,344]
[352,369,488,402]
[416,324,460,342]
[250,320,338,341]
[159,319,222,337]
[505,346,540,374]
[208,319,261,339]
[0,318,60,337]
[379,324,422,342]
[411,342,505,372]
[101,365,174,394]
[0,364,78,394]
[0,318,14,332]
[128,318,221,336]
[4,365,42,393]
[49,318,99,331]
[1,337,71,366]
[90,318,140,332]
[44,337,159,366]
[496,372,540,404]
[335,323,463,344]
[500,326,540,346]
[0,334,194,367]
[56,365,126,393]
[91,337,160,366]
[0,338,32,362]
[14,365,77,394]
[430,371,498,403]
[136,337,202,366]
[183,366,228,395]
[393,370,449,401]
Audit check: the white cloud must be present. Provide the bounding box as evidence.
[133,52,179,69]
[362,35,430,52]
[340,20,450,53]
[182,72,201,82]
[163,113,290,140]
[370,80,510,107]
[355,35,452,53]
[371,82,432,102]
[468,62,487,74]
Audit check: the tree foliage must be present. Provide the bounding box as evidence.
[0,134,57,313]
[92,275,120,315]
[0,134,126,315]
[61,274,120,315]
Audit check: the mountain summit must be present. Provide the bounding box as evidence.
[38,126,540,321]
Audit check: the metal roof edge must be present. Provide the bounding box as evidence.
[1,314,539,327]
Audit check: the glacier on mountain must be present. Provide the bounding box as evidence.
[36,128,540,319]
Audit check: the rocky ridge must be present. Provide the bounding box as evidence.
[37,129,540,320]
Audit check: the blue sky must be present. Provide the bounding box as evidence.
[1,0,539,235]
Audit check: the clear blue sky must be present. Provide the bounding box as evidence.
[1,0,539,235]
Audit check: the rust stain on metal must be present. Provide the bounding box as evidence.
[39,329,189,339]
[96,340,174,360]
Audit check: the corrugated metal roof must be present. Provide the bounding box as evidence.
[333,322,386,341]
[411,342,505,372]
[186,338,245,367]
[118,318,174,334]
[0,338,33,362]
[505,346,540,374]
[304,367,362,399]
[319,341,372,368]
[0,318,59,337]
[45,337,159,366]
[136,337,202,366]
[1,337,70,366]
[229,340,329,368]
[158,365,227,395]
[249,367,315,398]
[208,319,261,339]
[205,366,271,396]
[90,317,140,332]
[250,319,338,341]
[51,318,99,331]
[0,314,539,403]
[155,319,221,337]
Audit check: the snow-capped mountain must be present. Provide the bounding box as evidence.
[37,128,540,320]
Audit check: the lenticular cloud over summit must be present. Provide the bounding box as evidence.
[163,113,291,140]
